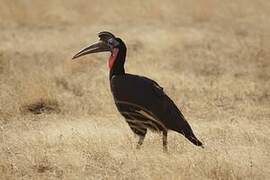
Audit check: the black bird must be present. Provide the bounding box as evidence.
[72,31,203,151]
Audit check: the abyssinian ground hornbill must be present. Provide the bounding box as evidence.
[72,31,203,151]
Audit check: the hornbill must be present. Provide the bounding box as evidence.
[72,31,203,151]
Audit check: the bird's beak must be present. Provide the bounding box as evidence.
[72,41,111,59]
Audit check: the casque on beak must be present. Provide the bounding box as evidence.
[72,41,111,60]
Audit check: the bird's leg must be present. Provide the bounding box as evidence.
[162,130,168,152]
[136,135,145,149]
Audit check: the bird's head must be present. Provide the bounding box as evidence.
[72,31,126,69]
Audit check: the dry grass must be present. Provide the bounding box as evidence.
[0,0,270,179]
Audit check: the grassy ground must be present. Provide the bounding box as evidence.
[0,0,270,179]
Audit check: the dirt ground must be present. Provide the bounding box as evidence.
[0,0,270,179]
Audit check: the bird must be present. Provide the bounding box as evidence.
[72,31,203,151]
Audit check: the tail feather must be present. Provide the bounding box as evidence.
[176,117,203,147]
[166,98,203,147]
[186,134,203,147]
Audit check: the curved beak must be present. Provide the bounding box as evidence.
[72,41,111,60]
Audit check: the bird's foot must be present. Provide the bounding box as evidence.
[163,146,168,153]
[136,144,142,150]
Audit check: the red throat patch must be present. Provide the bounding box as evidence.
[108,48,119,69]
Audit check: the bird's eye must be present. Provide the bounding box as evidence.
[108,38,114,45]
[108,38,119,47]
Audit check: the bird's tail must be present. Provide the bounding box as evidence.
[165,97,204,148]
[176,117,204,148]
[185,133,204,147]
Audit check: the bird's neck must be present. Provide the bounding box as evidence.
[109,48,126,80]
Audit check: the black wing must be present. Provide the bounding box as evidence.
[110,74,202,146]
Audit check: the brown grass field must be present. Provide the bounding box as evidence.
[0,0,270,179]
